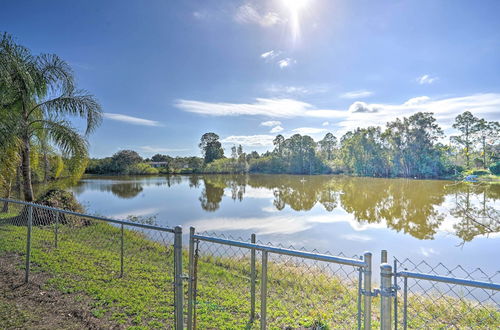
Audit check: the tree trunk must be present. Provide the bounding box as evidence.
[21,138,34,202]
[1,178,12,212]
[482,137,487,169]
[43,150,49,183]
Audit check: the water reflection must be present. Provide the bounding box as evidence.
[74,174,499,242]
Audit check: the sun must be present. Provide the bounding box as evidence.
[283,0,310,13]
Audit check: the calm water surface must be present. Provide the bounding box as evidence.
[69,174,499,273]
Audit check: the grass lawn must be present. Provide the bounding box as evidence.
[0,212,498,329]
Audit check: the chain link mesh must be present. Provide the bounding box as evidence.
[0,200,176,328]
[193,232,363,329]
[395,258,500,329]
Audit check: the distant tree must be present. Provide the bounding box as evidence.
[231,146,237,159]
[318,133,337,160]
[151,153,169,162]
[451,111,480,168]
[340,127,388,177]
[273,134,285,156]
[111,150,142,172]
[199,133,224,164]
[474,119,500,168]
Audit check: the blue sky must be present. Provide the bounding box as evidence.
[2,0,500,157]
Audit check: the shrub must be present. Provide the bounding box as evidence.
[36,189,84,212]
[490,162,500,175]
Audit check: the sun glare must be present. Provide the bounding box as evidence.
[282,0,311,42]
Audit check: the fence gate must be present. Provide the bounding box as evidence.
[186,228,373,329]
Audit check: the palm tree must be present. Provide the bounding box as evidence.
[0,33,102,201]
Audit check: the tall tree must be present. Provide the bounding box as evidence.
[273,134,285,157]
[111,150,142,172]
[0,33,102,201]
[318,132,337,160]
[474,119,500,168]
[199,132,224,164]
[451,111,480,168]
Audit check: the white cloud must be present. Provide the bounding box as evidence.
[221,135,275,146]
[419,247,439,257]
[291,127,327,135]
[175,98,312,117]
[270,125,284,133]
[403,96,431,106]
[417,74,438,85]
[176,94,500,136]
[278,58,293,69]
[103,113,162,126]
[322,121,330,126]
[192,11,206,19]
[234,4,282,27]
[266,84,328,96]
[340,90,374,99]
[341,234,373,242]
[261,50,281,59]
[260,120,282,127]
[138,146,190,153]
[348,101,380,113]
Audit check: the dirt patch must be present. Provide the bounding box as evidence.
[0,253,120,330]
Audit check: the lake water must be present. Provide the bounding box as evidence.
[69,174,499,274]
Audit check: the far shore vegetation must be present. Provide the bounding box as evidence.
[87,113,500,182]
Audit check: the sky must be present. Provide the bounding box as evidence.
[2,0,500,158]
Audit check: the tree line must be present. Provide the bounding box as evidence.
[87,111,499,179]
[196,112,499,178]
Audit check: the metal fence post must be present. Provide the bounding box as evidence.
[393,259,398,330]
[403,276,407,330]
[380,263,393,330]
[250,233,256,322]
[120,224,124,277]
[363,252,372,329]
[260,250,268,330]
[357,256,363,330]
[381,250,387,264]
[187,227,195,330]
[25,205,33,283]
[54,211,59,248]
[174,226,184,330]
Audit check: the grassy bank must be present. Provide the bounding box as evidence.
[0,212,498,329]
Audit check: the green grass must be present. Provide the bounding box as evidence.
[0,298,31,328]
[0,214,498,329]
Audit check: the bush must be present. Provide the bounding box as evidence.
[490,162,500,175]
[128,163,159,175]
[35,189,84,212]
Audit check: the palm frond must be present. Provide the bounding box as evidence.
[41,119,89,157]
[35,90,102,134]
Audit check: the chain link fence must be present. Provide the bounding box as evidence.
[0,198,181,329]
[187,230,369,329]
[394,258,500,329]
[2,198,500,329]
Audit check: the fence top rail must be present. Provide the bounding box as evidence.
[0,198,175,233]
[397,271,500,291]
[193,233,367,268]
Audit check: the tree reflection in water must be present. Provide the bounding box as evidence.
[197,175,499,242]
